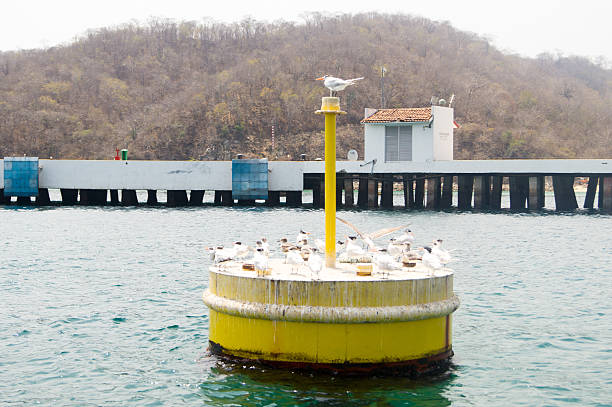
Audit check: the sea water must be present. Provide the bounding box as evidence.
[0,197,610,406]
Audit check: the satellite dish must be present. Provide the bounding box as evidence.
[347,149,358,161]
[438,98,447,106]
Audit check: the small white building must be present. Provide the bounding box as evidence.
[361,105,455,163]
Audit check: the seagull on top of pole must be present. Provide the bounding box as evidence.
[316,75,364,96]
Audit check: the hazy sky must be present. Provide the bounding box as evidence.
[1,0,611,63]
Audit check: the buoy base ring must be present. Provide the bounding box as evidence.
[208,340,453,377]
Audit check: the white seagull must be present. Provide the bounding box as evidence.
[296,230,310,244]
[316,75,364,96]
[253,247,269,275]
[307,248,323,279]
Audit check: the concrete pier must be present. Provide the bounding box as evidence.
[0,158,610,212]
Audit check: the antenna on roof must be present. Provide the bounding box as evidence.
[448,94,455,108]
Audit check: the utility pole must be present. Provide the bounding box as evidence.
[380,66,387,108]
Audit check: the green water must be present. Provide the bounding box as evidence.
[1,205,610,406]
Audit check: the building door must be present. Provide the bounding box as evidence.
[385,126,412,162]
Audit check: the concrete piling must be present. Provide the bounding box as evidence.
[367,178,378,208]
[16,196,32,205]
[121,189,138,206]
[167,190,188,206]
[509,176,528,210]
[457,176,473,209]
[403,175,414,208]
[266,191,280,206]
[601,177,612,211]
[528,176,545,209]
[80,189,107,205]
[490,176,503,209]
[381,174,394,208]
[286,191,302,206]
[36,188,51,205]
[473,176,490,209]
[552,176,578,211]
[220,191,233,206]
[584,177,598,209]
[426,177,441,209]
[110,190,120,205]
[414,177,425,208]
[440,176,453,209]
[358,177,368,208]
[336,175,343,207]
[60,189,78,205]
[190,190,205,205]
[147,190,158,205]
[343,177,354,207]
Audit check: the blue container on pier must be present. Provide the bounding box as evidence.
[232,159,268,200]
[3,157,39,197]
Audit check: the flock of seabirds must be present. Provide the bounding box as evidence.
[207,217,454,279]
[207,76,456,279]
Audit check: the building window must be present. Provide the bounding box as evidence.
[385,126,412,162]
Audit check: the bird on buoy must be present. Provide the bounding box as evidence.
[421,246,443,275]
[316,75,364,96]
[307,248,323,280]
[253,247,269,276]
[431,239,452,264]
[296,230,310,244]
[395,229,416,245]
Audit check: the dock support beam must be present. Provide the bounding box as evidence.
[426,177,441,209]
[147,190,158,205]
[336,174,343,207]
[552,176,577,210]
[60,189,78,205]
[16,196,31,205]
[381,174,394,208]
[584,177,598,209]
[358,177,368,208]
[343,177,354,207]
[266,191,280,206]
[601,177,612,211]
[110,190,119,205]
[121,190,138,206]
[528,176,545,209]
[220,191,233,206]
[552,176,577,211]
[312,176,324,208]
[403,175,414,209]
[36,188,51,205]
[473,176,490,209]
[440,176,453,209]
[490,176,503,209]
[167,190,188,206]
[189,190,205,205]
[414,177,425,208]
[367,178,378,208]
[286,191,302,207]
[457,176,473,209]
[509,176,528,210]
[80,189,107,205]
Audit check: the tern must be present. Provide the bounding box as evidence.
[373,249,403,277]
[421,246,443,275]
[307,248,323,279]
[253,247,269,275]
[431,239,452,264]
[260,237,270,256]
[316,75,364,96]
[344,236,366,258]
[208,246,236,263]
[337,216,410,252]
[296,230,310,244]
[395,229,416,245]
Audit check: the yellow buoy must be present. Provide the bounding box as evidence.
[203,96,459,374]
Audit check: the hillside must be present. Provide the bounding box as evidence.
[0,13,610,161]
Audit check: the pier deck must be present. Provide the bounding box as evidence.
[1,158,610,211]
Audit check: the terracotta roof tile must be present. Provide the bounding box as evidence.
[361,107,432,123]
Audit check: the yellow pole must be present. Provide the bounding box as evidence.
[324,111,336,268]
[316,97,345,269]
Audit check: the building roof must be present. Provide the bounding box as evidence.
[361,107,432,123]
